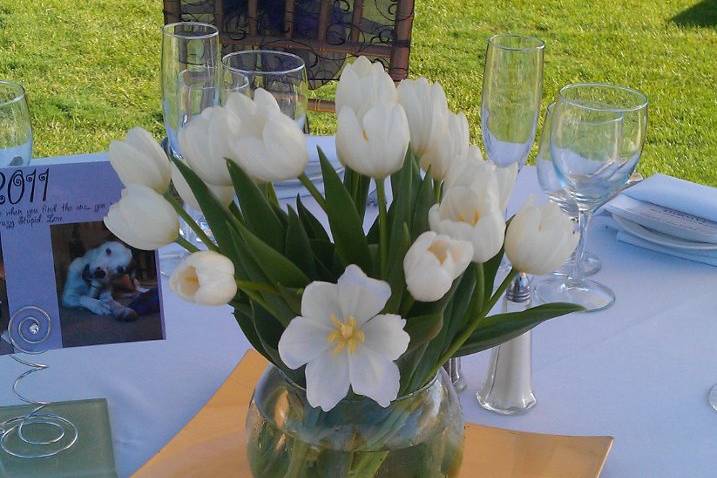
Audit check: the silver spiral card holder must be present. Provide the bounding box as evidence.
[0,306,78,458]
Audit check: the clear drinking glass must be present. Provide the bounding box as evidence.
[161,22,220,158]
[0,81,32,167]
[222,50,323,199]
[538,83,648,312]
[481,33,545,170]
[535,103,601,277]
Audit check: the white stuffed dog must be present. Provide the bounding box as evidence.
[61,241,138,321]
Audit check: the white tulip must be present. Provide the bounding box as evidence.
[171,163,235,211]
[278,265,410,411]
[505,199,579,275]
[169,251,237,306]
[419,111,470,180]
[446,146,517,211]
[109,127,171,193]
[104,184,180,250]
[335,56,398,121]
[397,77,449,159]
[403,231,473,302]
[225,89,308,183]
[178,106,240,186]
[335,102,410,179]
[428,186,505,263]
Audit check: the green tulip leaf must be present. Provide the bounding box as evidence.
[403,313,444,353]
[227,160,285,252]
[454,303,584,357]
[285,207,318,279]
[171,158,239,266]
[318,147,372,274]
[296,195,330,242]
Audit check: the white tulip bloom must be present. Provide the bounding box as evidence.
[335,56,398,121]
[170,251,237,306]
[171,163,235,211]
[420,111,470,181]
[278,265,410,412]
[178,106,240,186]
[109,127,171,193]
[225,89,308,183]
[403,231,473,302]
[397,77,449,159]
[104,184,179,250]
[335,102,410,179]
[446,146,517,211]
[505,199,579,275]
[428,186,505,263]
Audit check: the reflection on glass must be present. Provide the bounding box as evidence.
[0,81,32,167]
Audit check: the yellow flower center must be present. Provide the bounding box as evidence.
[457,209,481,225]
[327,314,365,354]
[427,241,449,264]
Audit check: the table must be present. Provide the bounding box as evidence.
[1,152,715,477]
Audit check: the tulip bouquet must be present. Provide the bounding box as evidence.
[104,56,581,477]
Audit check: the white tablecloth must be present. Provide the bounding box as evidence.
[1,153,716,477]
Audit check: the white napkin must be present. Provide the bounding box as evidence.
[623,173,717,222]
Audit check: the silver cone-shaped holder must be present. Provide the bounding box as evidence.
[476,273,536,415]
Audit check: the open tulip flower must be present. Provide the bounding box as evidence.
[170,251,238,306]
[429,185,505,263]
[109,127,171,193]
[404,231,473,302]
[505,199,579,275]
[278,265,410,411]
[225,89,308,183]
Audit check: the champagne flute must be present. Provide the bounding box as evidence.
[481,33,544,171]
[535,102,601,277]
[0,81,32,167]
[539,83,648,312]
[221,50,320,199]
[160,23,219,267]
[161,22,220,159]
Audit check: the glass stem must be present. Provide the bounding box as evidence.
[570,209,593,284]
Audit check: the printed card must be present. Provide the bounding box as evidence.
[0,160,166,355]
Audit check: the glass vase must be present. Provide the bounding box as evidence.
[246,364,464,478]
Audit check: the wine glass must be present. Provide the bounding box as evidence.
[481,33,544,171]
[538,83,648,312]
[161,22,220,159]
[535,102,601,277]
[0,80,32,167]
[221,50,318,199]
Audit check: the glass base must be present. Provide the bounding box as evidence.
[476,391,536,415]
[554,251,601,277]
[535,277,615,312]
[709,384,717,412]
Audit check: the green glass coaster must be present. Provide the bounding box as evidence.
[0,398,117,477]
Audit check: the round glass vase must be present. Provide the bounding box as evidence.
[246,365,464,478]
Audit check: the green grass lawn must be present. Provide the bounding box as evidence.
[0,0,715,184]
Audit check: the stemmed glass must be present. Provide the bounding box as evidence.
[0,80,32,167]
[481,33,544,171]
[539,83,648,312]
[221,50,319,199]
[536,103,601,277]
[160,22,220,266]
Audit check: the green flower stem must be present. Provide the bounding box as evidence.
[175,236,200,254]
[430,268,518,380]
[474,263,486,316]
[399,295,415,317]
[165,194,219,252]
[434,179,443,203]
[299,173,327,211]
[376,179,389,277]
